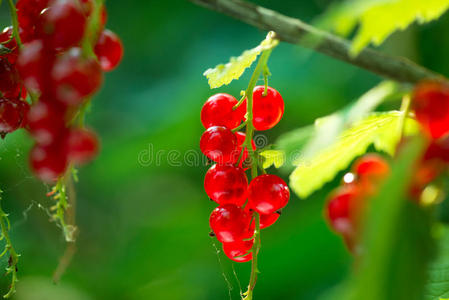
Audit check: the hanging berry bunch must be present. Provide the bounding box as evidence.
[200,33,289,298]
[325,81,449,253]
[0,0,122,297]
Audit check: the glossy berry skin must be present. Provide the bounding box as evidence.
[0,98,29,136]
[209,204,252,243]
[94,29,124,71]
[51,48,103,105]
[326,185,361,235]
[247,174,290,215]
[16,0,50,42]
[259,211,280,229]
[0,27,18,64]
[29,142,68,183]
[200,126,237,164]
[201,93,245,130]
[222,239,253,263]
[0,59,21,99]
[232,131,256,167]
[352,154,390,181]
[252,86,284,131]
[17,39,53,94]
[38,0,87,51]
[204,164,248,206]
[412,81,449,139]
[26,100,67,146]
[67,128,99,165]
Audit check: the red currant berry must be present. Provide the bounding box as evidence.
[209,204,252,243]
[326,185,361,235]
[352,153,390,182]
[51,47,103,105]
[67,128,99,165]
[0,98,28,136]
[16,0,50,42]
[423,136,449,163]
[17,39,54,94]
[201,93,245,129]
[94,29,123,71]
[200,126,237,164]
[38,0,87,51]
[204,164,248,206]
[29,142,68,182]
[252,86,284,131]
[259,211,280,229]
[26,100,67,146]
[0,27,18,64]
[247,174,290,215]
[222,239,253,263]
[232,131,256,167]
[0,58,21,99]
[412,81,449,139]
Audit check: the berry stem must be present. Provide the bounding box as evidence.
[398,94,411,139]
[81,0,104,58]
[6,0,22,48]
[233,91,247,110]
[243,212,261,300]
[232,120,248,133]
[0,190,19,299]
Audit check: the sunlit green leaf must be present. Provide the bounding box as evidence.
[290,111,420,198]
[320,0,449,55]
[203,34,279,89]
[259,150,285,169]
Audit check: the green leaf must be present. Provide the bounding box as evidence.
[289,111,420,198]
[203,33,279,89]
[424,226,449,300]
[347,137,434,300]
[320,0,449,55]
[259,150,285,169]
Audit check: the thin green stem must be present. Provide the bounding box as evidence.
[81,0,104,58]
[232,121,248,133]
[243,213,261,300]
[6,0,22,48]
[233,91,247,110]
[398,94,411,139]
[0,190,19,299]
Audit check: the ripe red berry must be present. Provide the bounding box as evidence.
[252,86,284,131]
[26,100,67,146]
[67,128,99,165]
[412,81,449,139]
[326,185,361,235]
[209,204,252,243]
[38,0,87,51]
[94,29,123,71]
[423,136,449,163]
[352,153,390,181]
[204,164,248,206]
[17,39,54,94]
[0,58,21,99]
[232,131,256,167]
[259,211,280,229]
[0,98,29,136]
[29,142,68,182]
[51,47,103,105]
[16,0,50,42]
[0,27,19,64]
[201,93,245,130]
[222,239,253,263]
[247,174,290,215]
[200,126,237,164]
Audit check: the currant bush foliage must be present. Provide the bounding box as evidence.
[424,227,449,299]
[203,33,278,89]
[289,112,419,198]
[320,0,449,55]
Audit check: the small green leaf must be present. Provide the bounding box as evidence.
[203,33,279,89]
[259,150,285,169]
[290,111,420,198]
[424,226,449,300]
[319,0,449,55]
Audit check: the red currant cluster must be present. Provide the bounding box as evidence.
[0,0,123,183]
[200,86,290,262]
[326,80,449,252]
[326,154,390,252]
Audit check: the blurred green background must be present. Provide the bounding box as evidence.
[0,0,448,299]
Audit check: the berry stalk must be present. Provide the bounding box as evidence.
[6,0,22,48]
